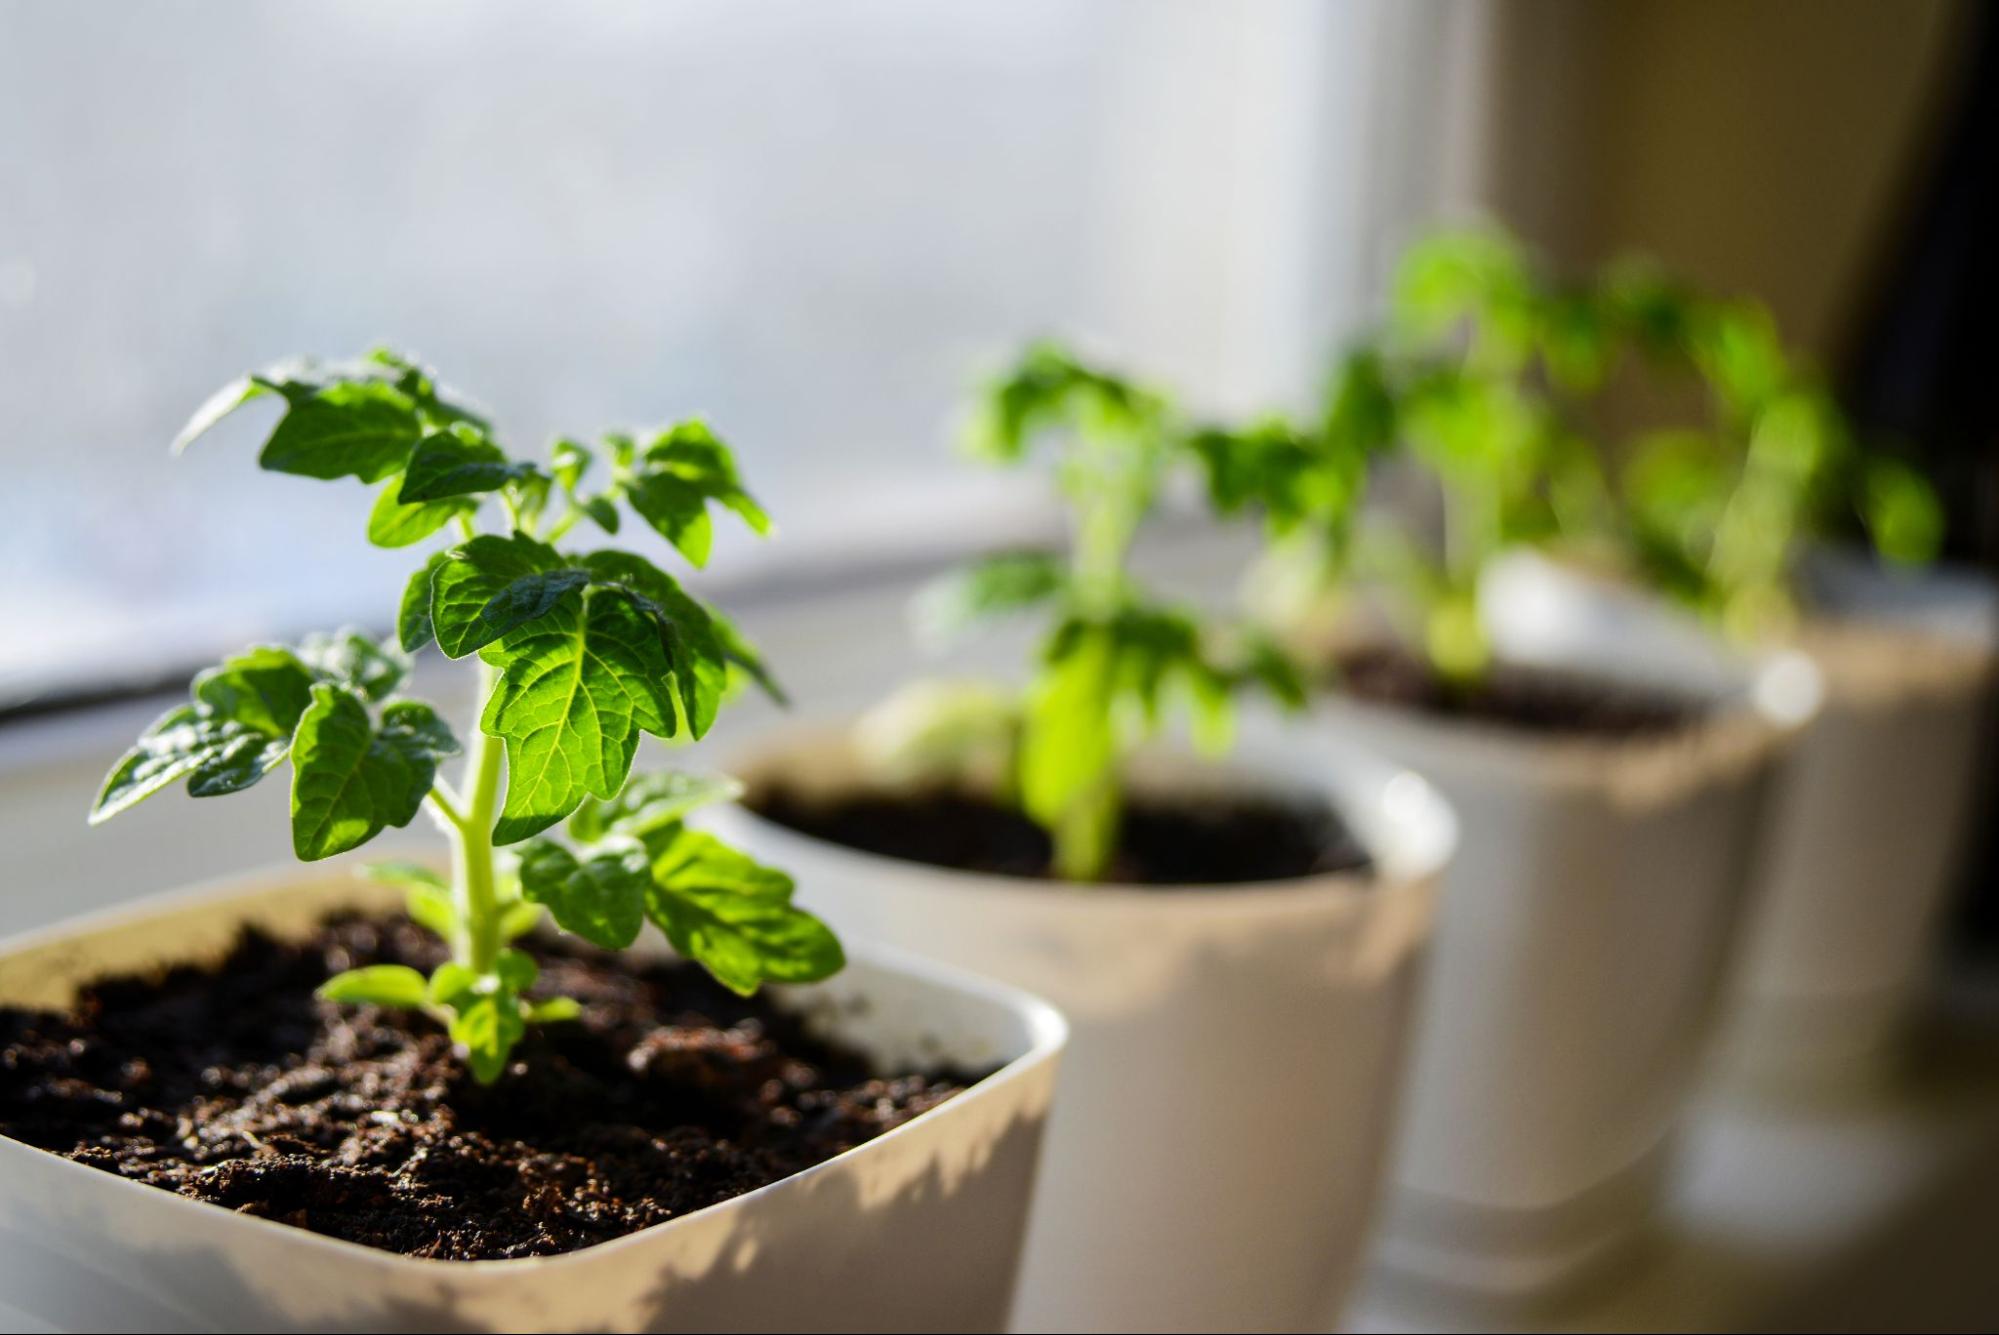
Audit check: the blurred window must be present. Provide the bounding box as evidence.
[0,0,1441,708]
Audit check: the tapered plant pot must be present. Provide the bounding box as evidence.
[704,728,1455,1334]
[1309,611,1820,1300]
[1721,555,1998,1089]
[0,869,1066,1334]
[1485,548,1999,1091]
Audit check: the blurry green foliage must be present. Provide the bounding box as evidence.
[876,341,1309,882]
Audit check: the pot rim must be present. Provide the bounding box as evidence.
[706,721,1457,912]
[0,864,1068,1274]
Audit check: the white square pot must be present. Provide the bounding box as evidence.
[1722,557,1998,1088]
[704,729,1454,1333]
[1311,624,1817,1299]
[0,870,1066,1333]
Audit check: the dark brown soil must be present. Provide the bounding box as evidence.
[750,788,1371,884]
[1336,647,1700,739]
[0,916,973,1261]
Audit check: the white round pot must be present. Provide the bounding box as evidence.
[0,868,1066,1333]
[1310,633,1818,1299]
[704,727,1455,1334]
[1722,556,1998,1088]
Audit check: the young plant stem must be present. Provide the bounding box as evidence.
[451,659,506,974]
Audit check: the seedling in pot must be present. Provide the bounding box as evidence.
[869,341,1307,882]
[90,350,840,1081]
[1598,258,1943,642]
[1215,228,1944,689]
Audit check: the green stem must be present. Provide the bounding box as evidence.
[451,660,506,974]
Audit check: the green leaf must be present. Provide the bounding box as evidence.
[498,899,544,941]
[400,427,532,502]
[318,964,430,1010]
[399,552,450,653]
[429,533,581,658]
[626,421,772,567]
[259,380,424,483]
[449,990,525,1084]
[569,770,744,844]
[361,859,448,892]
[91,706,286,820]
[1861,456,1943,567]
[289,684,455,860]
[516,835,649,949]
[551,438,593,493]
[367,479,478,549]
[645,830,844,995]
[171,376,277,455]
[918,550,1070,639]
[480,588,678,844]
[379,698,462,760]
[192,646,317,737]
[582,495,621,534]
[525,996,581,1023]
[967,340,1164,463]
[629,472,716,566]
[92,641,322,821]
[428,962,479,1008]
[495,947,538,992]
[578,550,731,735]
[407,884,459,939]
[300,630,408,702]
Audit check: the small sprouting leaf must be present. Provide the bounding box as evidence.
[480,588,678,844]
[399,552,450,653]
[318,964,430,1010]
[367,479,478,548]
[427,962,479,1008]
[429,533,581,658]
[495,947,538,992]
[583,495,621,534]
[289,685,456,860]
[516,835,649,949]
[362,855,455,940]
[645,829,843,995]
[259,380,424,483]
[407,884,459,939]
[498,899,544,941]
[450,991,525,1084]
[568,771,744,844]
[400,427,533,502]
[525,996,581,1023]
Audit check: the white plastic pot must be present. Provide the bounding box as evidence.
[1311,599,1820,1299]
[0,869,1066,1334]
[1722,556,1998,1088]
[705,727,1455,1334]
